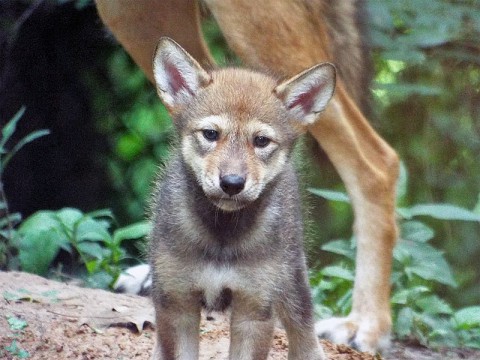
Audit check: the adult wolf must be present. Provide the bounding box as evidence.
[95,0,399,353]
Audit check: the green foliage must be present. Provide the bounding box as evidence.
[7,316,28,331]
[0,104,151,289]
[0,107,49,270]
[367,0,480,307]
[85,49,172,223]
[2,315,30,359]
[309,165,480,348]
[14,208,150,289]
[368,0,480,64]
[2,340,29,359]
[0,107,50,173]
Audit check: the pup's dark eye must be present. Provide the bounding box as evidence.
[203,129,219,141]
[254,136,271,148]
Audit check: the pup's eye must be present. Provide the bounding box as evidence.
[202,129,219,141]
[254,136,271,148]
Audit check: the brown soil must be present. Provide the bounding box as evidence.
[1,271,478,360]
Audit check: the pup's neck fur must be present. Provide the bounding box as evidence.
[186,162,278,239]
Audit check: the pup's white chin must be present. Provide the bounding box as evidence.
[213,198,247,212]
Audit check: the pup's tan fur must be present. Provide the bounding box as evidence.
[95,0,399,353]
[149,37,335,359]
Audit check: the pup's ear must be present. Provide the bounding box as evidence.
[153,37,212,111]
[274,63,336,125]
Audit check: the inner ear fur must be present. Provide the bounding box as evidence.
[152,37,212,111]
[274,63,336,125]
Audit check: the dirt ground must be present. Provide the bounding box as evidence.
[1,272,479,360]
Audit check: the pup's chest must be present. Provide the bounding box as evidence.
[191,263,273,312]
[193,265,238,311]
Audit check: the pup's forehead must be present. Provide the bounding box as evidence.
[176,68,296,138]
[212,67,277,87]
[200,69,283,120]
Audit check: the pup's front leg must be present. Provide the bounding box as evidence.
[152,301,201,360]
[278,275,326,360]
[229,296,275,360]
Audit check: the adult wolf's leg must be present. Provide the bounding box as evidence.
[95,0,213,83]
[309,84,398,353]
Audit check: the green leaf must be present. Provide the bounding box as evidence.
[321,239,355,260]
[400,221,434,243]
[17,348,30,359]
[17,211,70,250]
[130,158,157,197]
[473,194,480,215]
[113,221,151,245]
[395,307,414,338]
[2,129,50,170]
[381,48,426,64]
[336,288,353,315]
[396,161,408,201]
[55,208,84,230]
[405,30,452,48]
[407,204,480,222]
[416,295,453,315]
[7,316,28,331]
[3,291,22,302]
[321,265,354,281]
[394,240,457,287]
[367,1,393,31]
[40,290,59,302]
[115,133,145,161]
[87,208,115,220]
[18,211,59,234]
[76,217,112,243]
[419,314,456,346]
[396,207,412,219]
[391,286,430,305]
[85,259,100,273]
[376,82,441,98]
[454,306,480,330]
[77,242,105,260]
[307,188,351,203]
[0,106,26,149]
[18,229,64,275]
[85,271,114,289]
[0,212,22,229]
[4,339,29,358]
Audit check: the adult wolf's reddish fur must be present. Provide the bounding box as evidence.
[95,0,399,353]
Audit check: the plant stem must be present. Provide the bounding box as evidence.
[0,178,14,269]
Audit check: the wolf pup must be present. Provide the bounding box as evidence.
[148,37,335,360]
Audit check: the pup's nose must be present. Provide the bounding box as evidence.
[220,175,245,196]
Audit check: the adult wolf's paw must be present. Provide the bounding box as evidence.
[113,264,152,295]
[315,315,391,354]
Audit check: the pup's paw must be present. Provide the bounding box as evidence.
[315,315,391,354]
